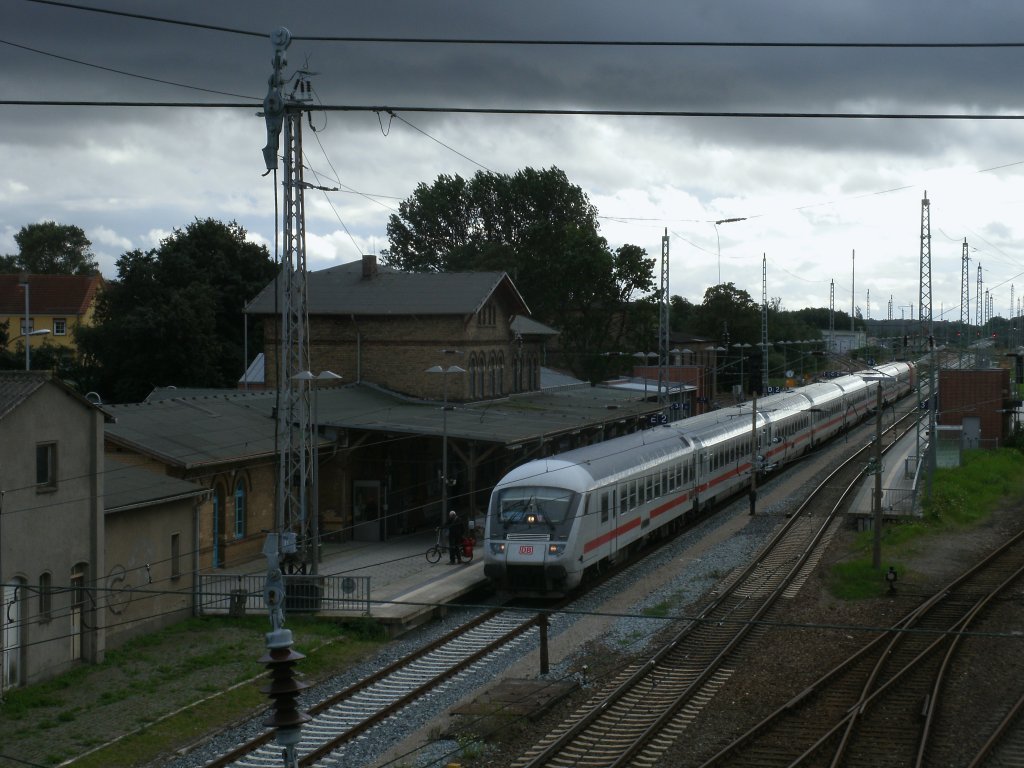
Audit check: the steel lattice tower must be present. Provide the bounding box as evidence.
[657,228,669,412]
[263,28,316,568]
[976,264,983,329]
[960,239,970,343]
[919,193,932,340]
[761,254,769,395]
[829,279,835,355]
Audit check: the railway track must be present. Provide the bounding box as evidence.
[695,526,1024,767]
[509,413,917,768]
[203,609,540,767]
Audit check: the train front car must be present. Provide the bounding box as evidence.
[484,459,591,595]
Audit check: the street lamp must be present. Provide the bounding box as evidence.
[291,370,342,575]
[713,217,747,285]
[7,329,51,371]
[427,356,466,526]
[732,342,752,398]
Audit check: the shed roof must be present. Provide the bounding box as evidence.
[244,259,530,318]
[104,456,207,513]
[105,382,660,469]
[0,274,103,315]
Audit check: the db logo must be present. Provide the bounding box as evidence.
[519,545,534,555]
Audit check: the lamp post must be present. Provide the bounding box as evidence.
[713,217,747,286]
[427,353,465,527]
[732,342,752,398]
[632,351,657,401]
[7,329,51,371]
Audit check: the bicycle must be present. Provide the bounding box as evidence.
[425,527,475,564]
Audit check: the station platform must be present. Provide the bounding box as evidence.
[849,426,922,526]
[316,530,490,635]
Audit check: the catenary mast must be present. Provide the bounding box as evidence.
[262,28,315,569]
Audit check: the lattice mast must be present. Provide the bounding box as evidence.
[761,254,769,395]
[263,28,316,568]
[976,264,983,329]
[961,239,970,343]
[850,250,855,331]
[657,228,669,411]
[918,192,935,501]
[828,279,835,355]
[919,193,933,341]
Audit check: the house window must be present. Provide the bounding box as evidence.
[38,572,52,621]
[234,480,246,539]
[36,442,57,488]
[170,533,181,580]
[53,318,67,336]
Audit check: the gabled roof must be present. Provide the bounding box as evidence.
[0,371,110,422]
[0,274,103,315]
[244,259,531,318]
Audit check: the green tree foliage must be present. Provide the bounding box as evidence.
[75,219,275,403]
[3,221,100,275]
[383,167,656,378]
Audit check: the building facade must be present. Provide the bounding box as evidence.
[0,372,105,690]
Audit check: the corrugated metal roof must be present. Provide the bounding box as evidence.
[0,274,103,315]
[244,259,530,317]
[104,456,206,512]
[105,382,661,468]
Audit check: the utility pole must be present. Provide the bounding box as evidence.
[749,393,758,515]
[263,27,317,570]
[872,383,883,569]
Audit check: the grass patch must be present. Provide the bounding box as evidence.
[826,448,1024,599]
[2,614,389,768]
[643,600,673,618]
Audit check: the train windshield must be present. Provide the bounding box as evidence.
[493,486,577,527]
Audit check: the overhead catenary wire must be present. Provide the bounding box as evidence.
[20,1,1024,49]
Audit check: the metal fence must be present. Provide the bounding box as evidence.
[196,573,371,616]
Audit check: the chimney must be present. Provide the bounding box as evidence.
[361,254,378,279]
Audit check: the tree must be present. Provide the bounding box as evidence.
[6,222,99,275]
[75,219,275,403]
[383,167,657,377]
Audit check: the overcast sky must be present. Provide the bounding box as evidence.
[5,0,1024,327]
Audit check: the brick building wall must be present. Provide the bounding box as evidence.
[937,368,1012,447]
[260,309,543,401]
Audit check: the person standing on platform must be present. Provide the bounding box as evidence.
[447,509,465,564]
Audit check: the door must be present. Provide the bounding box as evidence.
[352,481,382,542]
[962,417,981,450]
[2,579,23,690]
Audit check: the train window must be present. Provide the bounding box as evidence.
[647,473,655,500]
[600,492,610,523]
[654,470,662,498]
[618,484,627,514]
[629,480,638,510]
[494,486,578,525]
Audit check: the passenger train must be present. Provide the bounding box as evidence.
[483,361,915,595]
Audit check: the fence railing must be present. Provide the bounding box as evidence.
[197,573,371,616]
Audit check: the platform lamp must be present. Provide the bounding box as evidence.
[427,351,465,527]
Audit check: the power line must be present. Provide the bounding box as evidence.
[6,100,1024,120]
[20,2,1024,49]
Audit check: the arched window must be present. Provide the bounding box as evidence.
[488,352,497,396]
[2,577,25,687]
[234,478,247,539]
[212,484,226,568]
[497,353,505,395]
[38,572,52,621]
